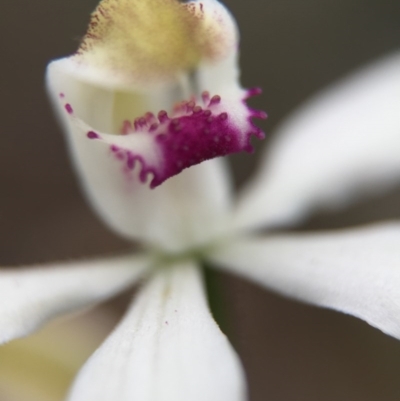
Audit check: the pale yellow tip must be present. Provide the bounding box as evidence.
[75,0,237,85]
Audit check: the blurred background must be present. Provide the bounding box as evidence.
[1,0,400,400]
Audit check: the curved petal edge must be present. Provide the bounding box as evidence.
[0,254,148,344]
[235,51,400,232]
[210,222,400,339]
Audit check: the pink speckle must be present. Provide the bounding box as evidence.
[87,131,100,139]
[246,87,263,98]
[251,109,268,120]
[158,110,169,124]
[65,104,73,114]
[121,120,132,135]
[150,123,159,132]
[116,152,125,161]
[209,95,221,106]
[59,93,65,98]
[202,91,210,104]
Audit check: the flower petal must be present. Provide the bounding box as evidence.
[73,0,238,88]
[209,222,400,339]
[67,262,246,401]
[234,52,400,232]
[0,254,148,344]
[47,59,235,252]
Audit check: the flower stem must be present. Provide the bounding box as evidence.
[202,263,233,338]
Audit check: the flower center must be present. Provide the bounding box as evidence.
[148,237,222,267]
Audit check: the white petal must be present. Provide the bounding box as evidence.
[67,262,246,401]
[234,52,400,232]
[209,222,400,339]
[0,254,148,344]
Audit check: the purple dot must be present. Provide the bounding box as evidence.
[87,131,100,139]
[65,104,73,114]
[247,87,262,97]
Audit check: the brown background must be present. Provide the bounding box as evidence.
[1,0,400,400]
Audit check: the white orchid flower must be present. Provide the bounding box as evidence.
[1,0,400,398]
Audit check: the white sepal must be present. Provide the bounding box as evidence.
[67,262,247,401]
[235,52,400,232]
[210,222,400,339]
[0,254,148,344]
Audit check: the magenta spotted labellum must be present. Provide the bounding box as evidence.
[62,89,265,188]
